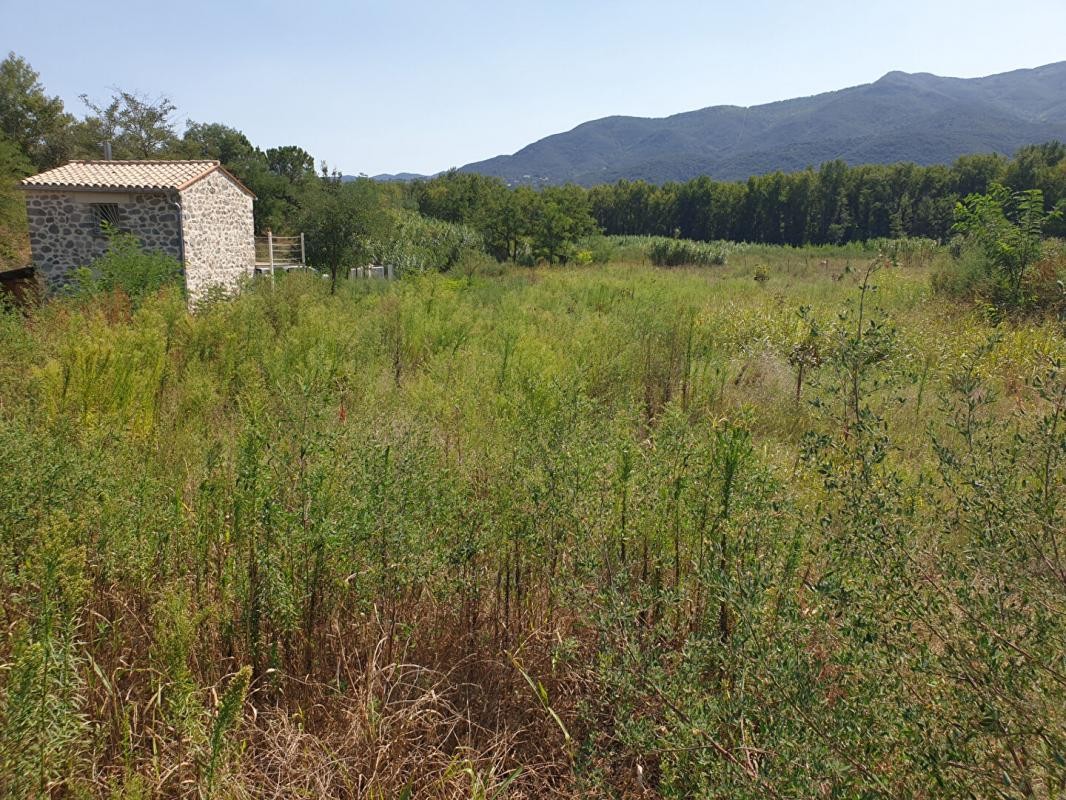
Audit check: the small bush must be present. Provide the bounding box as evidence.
[935,238,1066,315]
[454,248,505,278]
[932,243,995,300]
[1029,239,1066,315]
[574,235,615,264]
[76,229,182,303]
[873,237,940,268]
[943,183,1062,310]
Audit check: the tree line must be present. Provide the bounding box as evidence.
[411,145,1066,253]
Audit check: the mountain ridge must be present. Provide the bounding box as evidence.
[454,62,1066,185]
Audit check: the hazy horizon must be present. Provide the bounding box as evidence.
[5,0,1066,175]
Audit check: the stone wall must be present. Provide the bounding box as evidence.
[24,190,181,287]
[179,169,254,301]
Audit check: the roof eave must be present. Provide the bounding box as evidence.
[18,183,174,193]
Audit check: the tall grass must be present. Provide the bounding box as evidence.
[0,252,1062,797]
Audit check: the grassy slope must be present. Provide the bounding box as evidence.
[0,252,1063,797]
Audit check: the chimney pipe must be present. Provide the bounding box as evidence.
[103,141,112,160]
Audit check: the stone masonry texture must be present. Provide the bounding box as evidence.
[178,169,255,301]
[24,169,254,304]
[24,190,181,287]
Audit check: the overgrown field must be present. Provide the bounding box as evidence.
[1,249,1064,798]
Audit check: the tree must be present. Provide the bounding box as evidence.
[0,53,73,169]
[265,146,315,183]
[301,175,387,292]
[952,183,1060,304]
[76,89,179,159]
[1003,141,1066,195]
[951,152,1005,198]
[526,185,597,264]
[478,184,525,261]
[182,122,257,164]
[0,133,32,266]
[1004,142,1066,236]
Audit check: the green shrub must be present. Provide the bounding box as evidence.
[574,235,615,264]
[74,229,182,303]
[932,243,995,300]
[454,248,505,277]
[1027,237,1066,315]
[943,183,1062,309]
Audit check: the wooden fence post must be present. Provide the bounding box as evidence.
[267,229,275,284]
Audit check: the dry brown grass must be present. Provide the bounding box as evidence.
[234,640,571,799]
[79,597,588,799]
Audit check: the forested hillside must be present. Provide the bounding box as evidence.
[459,61,1066,185]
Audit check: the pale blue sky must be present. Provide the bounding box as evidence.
[4,0,1065,175]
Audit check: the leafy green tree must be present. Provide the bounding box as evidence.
[181,121,258,164]
[265,146,315,183]
[1003,141,1066,196]
[0,133,31,266]
[951,152,1005,197]
[1004,142,1066,235]
[301,175,387,291]
[525,185,597,264]
[413,169,492,224]
[952,183,1060,304]
[0,53,73,169]
[76,89,179,159]
[475,183,524,261]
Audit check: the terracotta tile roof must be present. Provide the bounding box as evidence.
[20,160,254,196]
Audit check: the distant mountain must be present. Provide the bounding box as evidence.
[458,62,1066,186]
[372,172,427,182]
[340,172,428,183]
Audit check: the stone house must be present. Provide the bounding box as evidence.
[20,160,255,301]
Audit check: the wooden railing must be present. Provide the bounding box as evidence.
[254,231,305,275]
